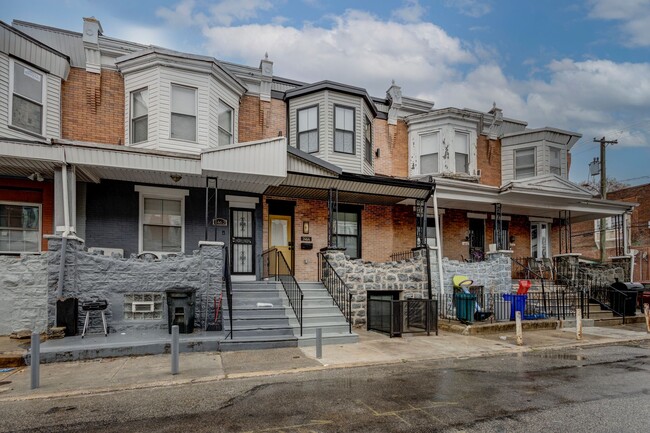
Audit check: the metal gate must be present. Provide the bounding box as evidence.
[231,209,254,274]
[367,297,438,338]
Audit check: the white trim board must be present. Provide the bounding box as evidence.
[226,195,259,209]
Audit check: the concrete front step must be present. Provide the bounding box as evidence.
[593,314,647,327]
[297,332,359,347]
[219,335,298,351]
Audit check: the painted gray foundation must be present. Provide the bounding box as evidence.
[0,254,48,334]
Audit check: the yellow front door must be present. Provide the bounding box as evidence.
[269,215,293,270]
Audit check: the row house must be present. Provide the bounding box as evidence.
[0,17,635,339]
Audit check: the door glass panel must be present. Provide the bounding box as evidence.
[270,219,288,247]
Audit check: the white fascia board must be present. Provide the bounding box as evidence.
[0,140,64,163]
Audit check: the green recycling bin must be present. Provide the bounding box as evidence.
[454,292,476,323]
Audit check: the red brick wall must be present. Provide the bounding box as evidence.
[477,136,501,187]
[263,196,416,281]
[373,119,409,178]
[0,179,54,251]
[61,67,124,144]
[238,96,287,142]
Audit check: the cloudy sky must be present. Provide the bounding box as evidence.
[3,0,650,186]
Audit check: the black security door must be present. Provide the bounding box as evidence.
[231,209,255,274]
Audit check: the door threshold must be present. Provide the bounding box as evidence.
[231,275,257,282]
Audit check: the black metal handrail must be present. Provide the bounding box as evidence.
[318,252,352,333]
[389,249,414,261]
[510,256,549,316]
[275,250,304,336]
[261,247,277,280]
[224,247,234,339]
[589,282,630,324]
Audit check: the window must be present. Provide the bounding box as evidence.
[123,293,164,320]
[550,147,561,175]
[335,206,361,259]
[334,105,355,154]
[364,116,373,164]
[454,131,469,174]
[131,89,148,143]
[297,106,318,153]
[136,186,188,254]
[515,148,536,179]
[170,84,197,141]
[11,62,44,135]
[218,100,233,145]
[0,203,41,253]
[420,132,439,174]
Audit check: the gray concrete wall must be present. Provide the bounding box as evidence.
[46,237,223,334]
[0,255,48,334]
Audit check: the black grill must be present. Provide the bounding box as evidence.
[81,300,108,311]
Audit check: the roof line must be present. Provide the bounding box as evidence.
[2,20,70,61]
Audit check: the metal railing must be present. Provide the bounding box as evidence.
[262,248,304,336]
[389,249,414,261]
[367,298,437,338]
[318,252,352,333]
[510,256,548,313]
[223,247,234,339]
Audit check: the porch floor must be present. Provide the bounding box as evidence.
[34,329,226,363]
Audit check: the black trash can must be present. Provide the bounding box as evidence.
[609,281,639,316]
[166,288,196,334]
[56,297,78,336]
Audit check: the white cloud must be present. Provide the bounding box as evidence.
[588,0,650,46]
[156,0,196,27]
[391,0,426,23]
[156,0,274,27]
[444,0,492,18]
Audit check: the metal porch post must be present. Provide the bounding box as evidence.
[493,203,503,250]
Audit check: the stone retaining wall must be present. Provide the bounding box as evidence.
[432,251,513,294]
[0,255,48,334]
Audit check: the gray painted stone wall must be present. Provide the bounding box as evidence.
[432,251,513,294]
[46,237,223,334]
[324,248,429,325]
[0,255,48,334]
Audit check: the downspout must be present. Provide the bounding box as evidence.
[57,150,72,299]
[432,185,444,297]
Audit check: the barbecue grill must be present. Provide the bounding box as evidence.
[81,299,108,338]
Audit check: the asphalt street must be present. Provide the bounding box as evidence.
[1,341,649,433]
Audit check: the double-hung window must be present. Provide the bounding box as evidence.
[515,148,536,179]
[136,186,189,254]
[335,206,361,259]
[170,84,197,141]
[0,202,41,254]
[11,62,44,135]
[550,147,561,175]
[419,132,439,174]
[454,131,469,174]
[297,106,318,153]
[218,100,233,145]
[131,89,148,143]
[334,105,355,154]
[364,116,373,164]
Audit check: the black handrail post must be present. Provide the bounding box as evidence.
[348,293,352,333]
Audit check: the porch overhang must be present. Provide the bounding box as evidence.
[0,139,65,179]
[266,172,434,205]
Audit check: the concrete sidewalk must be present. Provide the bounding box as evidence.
[1,324,648,402]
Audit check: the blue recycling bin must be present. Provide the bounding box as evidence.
[503,294,527,321]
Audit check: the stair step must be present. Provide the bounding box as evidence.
[219,335,298,351]
[297,332,359,347]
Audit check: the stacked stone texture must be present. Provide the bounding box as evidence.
[434,252,513,294]
[0,255,48,334]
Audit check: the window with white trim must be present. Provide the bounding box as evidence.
[135,186,188,254]
[420,132,439,174]
[297,106,318,153]
[335,206,361,259]
[364,115,373,164]
[334,105,355,154]
[218,100,233,145]
[515,148,536,179]
[550,147,561,175]
[131,88,148,144]
[454,131,469,174]
[11,61,44,135]
[170,84,197,141]
[0,202,41,254]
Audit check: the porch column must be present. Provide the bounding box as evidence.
[53,165,77,234]
[327,188,339,248]
[493,203,503,250]
[415,198,427,248]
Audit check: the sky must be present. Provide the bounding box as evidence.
[3,0,650,187]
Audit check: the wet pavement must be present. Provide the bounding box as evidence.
[1,340,649,432]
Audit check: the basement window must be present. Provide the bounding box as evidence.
[123,293,164,320]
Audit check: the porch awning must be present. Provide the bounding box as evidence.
[266,172,434,205]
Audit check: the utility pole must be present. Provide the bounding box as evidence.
[594,136,617,262]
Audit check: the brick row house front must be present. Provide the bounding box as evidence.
[0,17,635,339]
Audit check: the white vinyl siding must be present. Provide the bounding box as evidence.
[0,53,61,140]
[501,131,573,183]
[124,65,239,153]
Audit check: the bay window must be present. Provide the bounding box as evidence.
[170,84,197,141]
[420,132,439,174]
[550,147,561,175]
[218,100,233,145]
[297,106,318,153]
[515,148,536,179]
[334,105,355,154]
[364,116,373,164]
[454,131,469,174]
[131,88,148,143]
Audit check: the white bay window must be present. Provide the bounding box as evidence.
[131,88,148,143]
[170,84,197,141]
[515,148,536,179]
[454,131,469,174]
[218,100,233,145]
[420,132,439,174]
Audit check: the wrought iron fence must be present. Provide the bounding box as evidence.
[367,298,437,338]
[318,252,352,333]
[389,249,414,261]
[223,247,233,339]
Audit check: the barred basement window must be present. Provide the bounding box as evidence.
[123,293,164,320]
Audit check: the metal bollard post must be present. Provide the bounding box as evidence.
[515,311,523,346]
[30,332,40,390]
[315,328,322,359]
[576,308,583,340]
[171,325,179,375]
[644,304,650,334]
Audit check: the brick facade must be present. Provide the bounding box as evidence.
[0,179,54,251]
[238,95,287,143]
[476,136,501,187]
[61,68,124,145]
